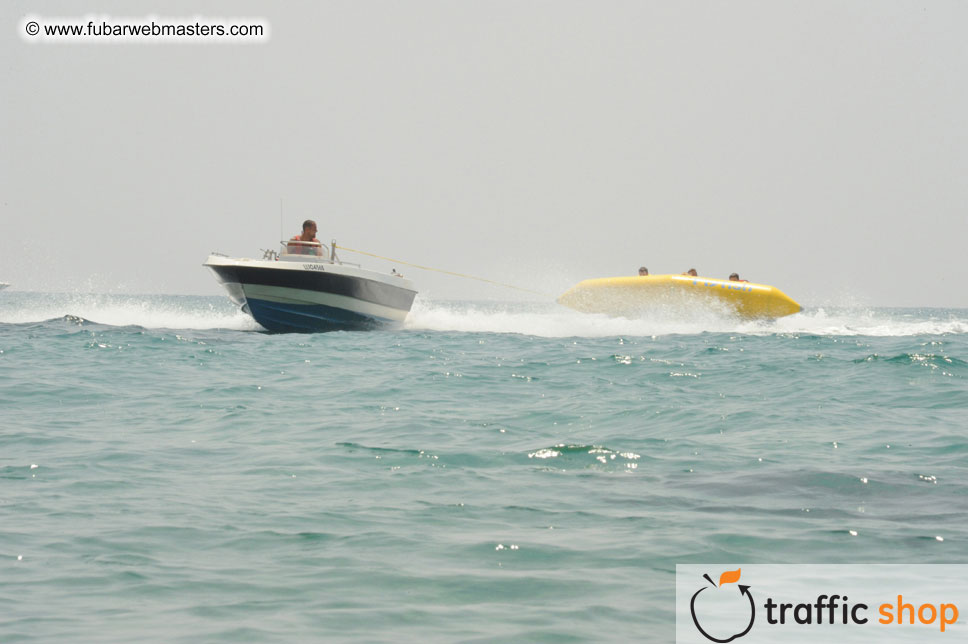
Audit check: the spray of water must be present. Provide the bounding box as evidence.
[0,293,258,330]
[1,292,964,336]
[405,299,968,338]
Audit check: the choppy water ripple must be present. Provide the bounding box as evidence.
[1,294,967,642]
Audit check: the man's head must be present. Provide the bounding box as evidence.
[638,267,649,276]
[687,268,697,276]
[729,273,740,281]
[302,220,317,237]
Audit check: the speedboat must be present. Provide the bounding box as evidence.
[558,274,801,319]
[204,240,417,332]
[0,283,9,291]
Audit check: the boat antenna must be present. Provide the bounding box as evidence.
[279,198,284,243]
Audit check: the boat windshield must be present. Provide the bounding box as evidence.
[282,240,326,258]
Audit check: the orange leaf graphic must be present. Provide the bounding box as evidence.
[718,568,741,587]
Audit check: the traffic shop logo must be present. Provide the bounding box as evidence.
[690,568,755,643]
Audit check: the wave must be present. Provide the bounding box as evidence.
[406,300,968,338]
[0,293,258,331]
[853,353,968,370]
[2,293,965,336]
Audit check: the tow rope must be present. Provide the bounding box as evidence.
[333,244,552,298]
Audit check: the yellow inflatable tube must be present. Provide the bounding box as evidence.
[558,275,802,319]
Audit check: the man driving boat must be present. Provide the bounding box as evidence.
[288,220,323,256]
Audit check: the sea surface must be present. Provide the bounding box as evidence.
[1,292,967,642]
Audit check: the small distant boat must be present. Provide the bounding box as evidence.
[204,240,417,333]
[0,282,9,291]
[558,274,801,319]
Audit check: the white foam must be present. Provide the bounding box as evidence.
[771,308,968,337]
[4,293,963,336]
[0,293,258,331]
[405,299,968,338]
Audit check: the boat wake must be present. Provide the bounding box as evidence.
[2,293,965,337]
[406,299,968,338]
[0,293,259,331]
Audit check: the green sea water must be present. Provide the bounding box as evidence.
[1,292,967,642]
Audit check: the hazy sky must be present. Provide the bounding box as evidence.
[4,1,967,306]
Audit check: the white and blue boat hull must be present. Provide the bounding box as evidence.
[204,255,417,333]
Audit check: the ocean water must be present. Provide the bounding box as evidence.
[1,292,966,642]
